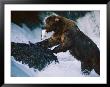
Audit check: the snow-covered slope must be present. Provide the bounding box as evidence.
[11,23,42,44]
[11,11,100,77]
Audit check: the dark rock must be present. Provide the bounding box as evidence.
[11,42,58,71]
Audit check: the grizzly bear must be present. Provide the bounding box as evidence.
[40,15,100,75]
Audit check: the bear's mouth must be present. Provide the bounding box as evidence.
[45,27,54,33]
[43,25,51,33]
[45,29,49,33]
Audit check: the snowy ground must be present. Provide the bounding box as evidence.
[11,11,100,77]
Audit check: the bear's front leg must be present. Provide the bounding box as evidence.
[52,32,72,53]
[52,44,69,53]
[36,36,60,48]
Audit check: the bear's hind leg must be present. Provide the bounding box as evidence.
[94,62,100,75]
[81,61,93,75]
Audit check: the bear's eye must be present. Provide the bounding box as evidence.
[48,21,54,26]
[46,20,49,24]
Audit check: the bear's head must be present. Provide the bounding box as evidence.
[44,15,65,33]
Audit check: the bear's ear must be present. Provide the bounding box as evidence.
[55,17,60,22]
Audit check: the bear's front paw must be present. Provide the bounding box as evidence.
[52,49,58,53]
[81,69,91,75]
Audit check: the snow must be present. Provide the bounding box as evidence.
[11,23,42,44]
[41,30,54,40]
[11,57,37,77]
[77,11,100,49]
[11,11,100,77]
[36,50,99,77]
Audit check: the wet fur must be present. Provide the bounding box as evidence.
[42,15,100,75]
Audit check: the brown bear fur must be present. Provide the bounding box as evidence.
[41,15,100,75]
